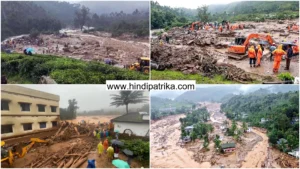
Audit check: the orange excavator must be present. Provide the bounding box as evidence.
[189,21,202,31]
[227,33,275,60]
[1,138,48,167]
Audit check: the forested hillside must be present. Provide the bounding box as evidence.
[151,96,193,120]
[221,91,299,152]
[2,1,149,41]
[175,86,239,103]
[33,1,80,25]
[151,1,299,29]
[1,1,62,40]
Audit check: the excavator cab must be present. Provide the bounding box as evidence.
[234,37,246,45]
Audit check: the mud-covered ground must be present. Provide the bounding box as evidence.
[151,20,299,82]
[150,102,298,168]
[4,30,149,67]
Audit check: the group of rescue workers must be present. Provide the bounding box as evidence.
[248,40,297,73]
[93,122,122,162]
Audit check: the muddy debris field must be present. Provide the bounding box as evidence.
[151,20,299,82]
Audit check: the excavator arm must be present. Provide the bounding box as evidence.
[1,138,48,166]
[228,33,275,55]
[243,33,274,47]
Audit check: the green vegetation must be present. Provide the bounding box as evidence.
[180,108,213,150]
[278,72,294,81]
[151,96,193,120]
[1,1,62,41]
[121,139,149,166]
[110,91,148,114]
[151,70,235,84]
[1,53,148,84]
[151,1,194,29]
[60,99,79,120]
[2,1,148,41]
[221,91,299,152]
[151,1,299,29]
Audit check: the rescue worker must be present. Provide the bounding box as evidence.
[269,43,276,61]
[107,146,114,161]
[248,45,256,67]
[285,45,293,70]
[219,25,223,33]
[205,25,209,31]
[97,141,104,157]
[288,25,291,32]
[96,130,100,140]
[272,45,286,73]
[256,45,263,67]
[103,139,109,153]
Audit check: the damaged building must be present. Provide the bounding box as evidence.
[1,85,60,139]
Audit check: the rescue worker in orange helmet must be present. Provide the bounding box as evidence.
[256,45,263,67]
[248,45,256,67]
[272,45,286,73]
[103,139,109,153]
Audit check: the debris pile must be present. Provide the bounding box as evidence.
[275,153,299,168]
[151,44,253,82]
[52,123,94,141]
[27,138,93,168]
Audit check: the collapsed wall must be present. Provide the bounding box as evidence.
[151,44,253,83]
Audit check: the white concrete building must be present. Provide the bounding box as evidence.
[111,112,149,137]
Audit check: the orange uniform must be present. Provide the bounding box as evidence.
[272,45,286,73]
[103,139,109,151]
[219,26,223,32]
[205,25,209,30]
[256,46,263,66]
[248,46,256,58]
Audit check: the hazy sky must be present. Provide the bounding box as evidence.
[18,85,149,111]
[155,0,241,9]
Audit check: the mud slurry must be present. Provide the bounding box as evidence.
[10,30,149,67]
[150,102,299,168]
[151,20,299,83]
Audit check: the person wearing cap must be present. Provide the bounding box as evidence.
[269,43,276,61]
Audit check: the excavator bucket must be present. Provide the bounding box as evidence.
[30,138,48,143]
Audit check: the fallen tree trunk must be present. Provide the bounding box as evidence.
[63,157,74,168]
[71,157,88,168]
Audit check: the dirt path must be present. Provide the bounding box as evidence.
[241,128,269,168]
[150,114,202,168]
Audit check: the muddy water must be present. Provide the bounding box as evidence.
[151,114,202,168]
[69,115,119,124]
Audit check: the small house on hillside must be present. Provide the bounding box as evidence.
[111,112,149,137]
[221,143,236,153]
[184,125,194,133]
[260,118,268,124]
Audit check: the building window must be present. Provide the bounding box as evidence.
[1,125,13,134]
[37,104,46,112]
[1,100,9,111]
[50,106,57,113]
[52,121,58,127]
[20,103,30,111]
[23,123,32,131]
[39,122,47,129]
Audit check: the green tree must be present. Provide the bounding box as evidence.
[74,5,90,31]
[67,99,79,119]
[191,131,197,142]
[242,121,248,132]
[197,5,210,23]
[110,91,148,114]
[214,134,222,152]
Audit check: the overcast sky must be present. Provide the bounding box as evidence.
[18,85,149,111]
